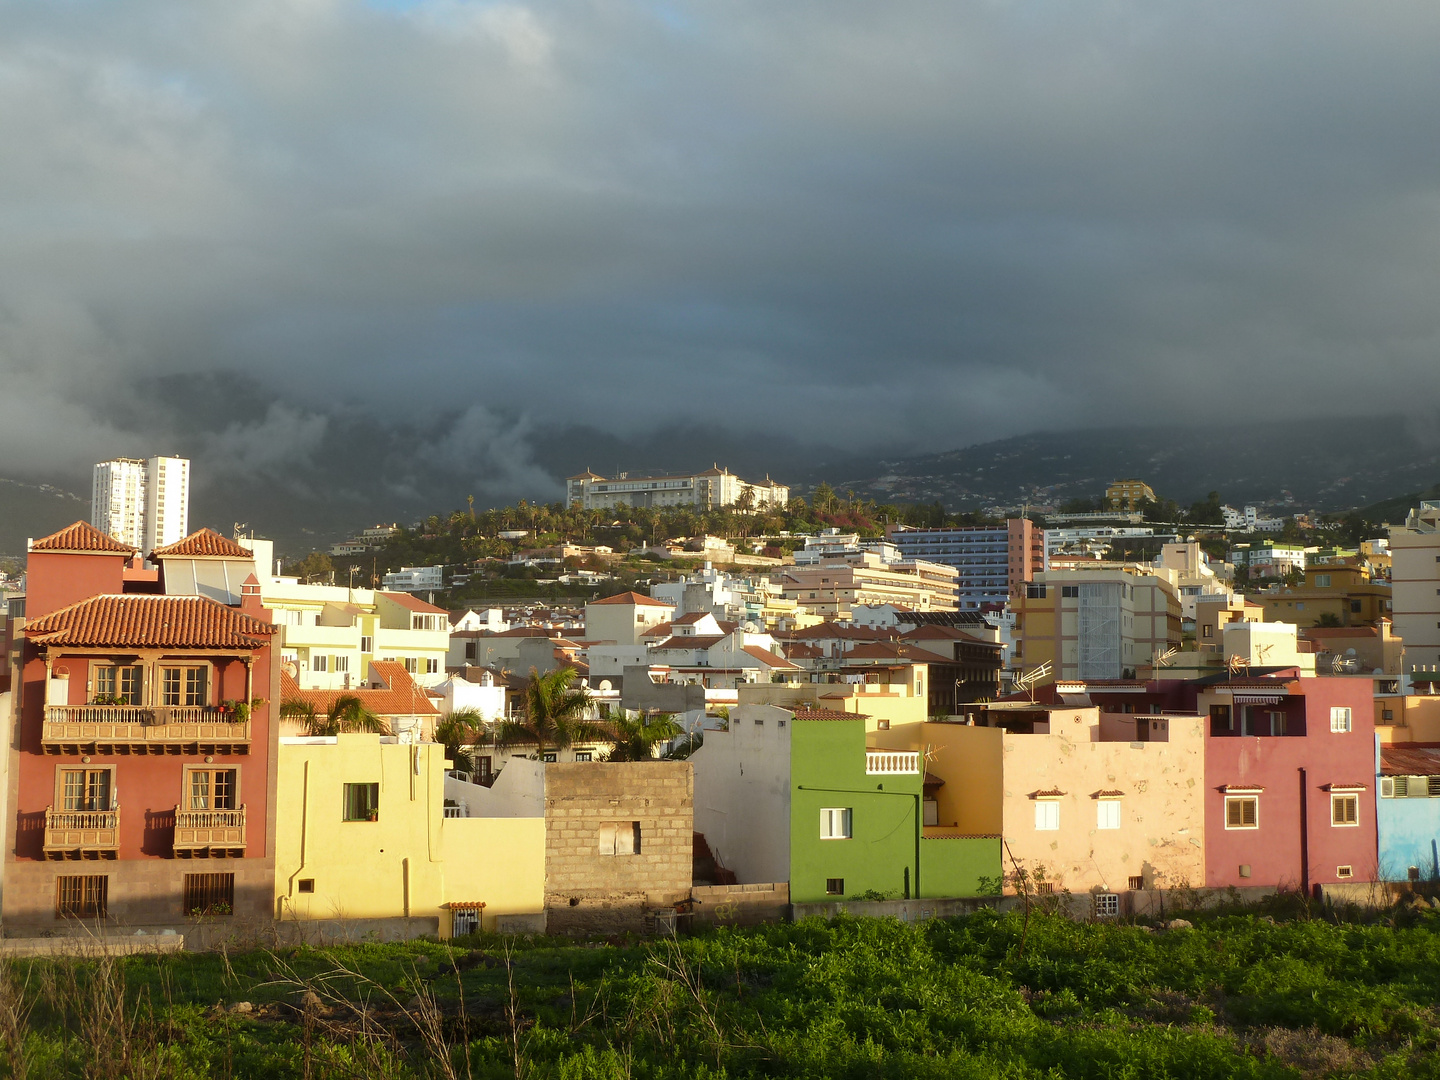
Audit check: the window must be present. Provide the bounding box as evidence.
[1034,802,1059,831]
[298,879,315,893]
[94,665,142,704]
[1314,574,1331,587]
[56,875,108,918]
[187,768,237,810]
[825,878,845,896]
[1383,709,1394,721]
[312,654,327,673]
[1239,863,1252,878]
[1382,777,1394,797]
[1331,793,1359,826]
[1061,585,1079,598]
[360,636,373,654]
[1336,865,1353,879]
[342,783,379,821]
[1225,796,1259,829]
[161,667,208,707]
[1431,776,1440,797]
[1395,777,1410,798]
[1210,704,1232,732]
[1128,875,1144,891]
[1330,707,1353,733]
[573,751,593,762]
[877,718,890,730]
[61,768,111,811]
[1202,624,1213,639]
[1410,866,1422,882]
[1026,584,1047,599]
[1349,599,1362,614]
[820,808,853,839]
[1096,801,1121,830]
[403,658,418,674]
[598,821,641,855]
[426,658,440,674]
[184,872,234,916]
[1094,893,1120,917]
[334,655,349,674]
[465,641,478,661]
[542,752,557,763]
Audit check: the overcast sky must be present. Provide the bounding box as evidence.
[3,0,1440,500]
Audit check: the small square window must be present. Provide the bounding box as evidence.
[1094,893,1120,917]
[573,751,593,762]
[820,807,852,839]
[1128,875,1144,891]
[1034,802,1059,831]
[1330,707,1353,733]
[1331,793,1359,826]
[343,783,379,821]
[298,879,315,893]
[1409,866,1422,882]
[1239,863,1252,878]
[826,878,845,896]
[877,718,890,730]
[1225,796,1259,829]
[1096,801,1121,830]
[598,821,641,855]
[542,752,557,763]
[1336,865,1353,879]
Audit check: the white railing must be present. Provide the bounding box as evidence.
[444,803,468,819]
[865,751,920,775]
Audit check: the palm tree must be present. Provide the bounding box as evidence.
[498,667,597,760]
[600,710,682,762]
[280,694,388,737]
[434,707,489,773]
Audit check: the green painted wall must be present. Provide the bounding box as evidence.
[920,837,1002,898]
[790,718,921,903]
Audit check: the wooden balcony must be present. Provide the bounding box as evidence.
[43,808,119,860]
[42,706,251,755]
[173,805,247,858]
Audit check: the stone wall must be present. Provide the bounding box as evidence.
[544,761,693,934]
[690,882,789,928]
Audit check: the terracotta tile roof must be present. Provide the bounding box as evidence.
[1323,782,1369,791]
[1381,745,1440,776]
[900,625,986,643]
[742,645,797,668]
[791,707,869,721]
[281,661,438,717]
[845,642,919,660]
[29,521,136,556]
[653,635,726,651]
[783,642,824,660]
[381,592,449,614]
[1091,789,1126,798]
[674,612,714,625]
[495,626,557,638]
[25,594,277,649]
[151,529,252,559]
[590,591,672,608]
[640,621,673,639]
[1030,789,1066,799]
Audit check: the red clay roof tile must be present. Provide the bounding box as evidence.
[25,594,276,649]
[29,521,136,555]
[151,529,253,559]
[590,591,673,607]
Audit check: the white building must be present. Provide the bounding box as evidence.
[92,455,190,554]
[566,466,788,511]
[382,565,446,593]
[142,456,190,556]
[1390,502,1440,672]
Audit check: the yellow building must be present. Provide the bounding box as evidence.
[274,734,544,936]
[1260,565,1392,628]
[1105,479,1156,511]
[738,665,930,733]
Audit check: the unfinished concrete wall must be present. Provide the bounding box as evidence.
[544,761,693,934]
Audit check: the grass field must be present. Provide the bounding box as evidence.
[2,901,1439,1079]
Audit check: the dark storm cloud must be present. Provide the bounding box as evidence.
[2,0,1440,498]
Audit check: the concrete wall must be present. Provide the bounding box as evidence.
[691,705,792,885]
[543,761,693,934]
[1000,711,1207,896]
[690,882,789,928]
[446,760,544,819]
[439,816,545,933]
[621,669,707,715]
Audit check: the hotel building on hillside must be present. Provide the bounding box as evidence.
[566,467,788,512]
[91,455,191,556]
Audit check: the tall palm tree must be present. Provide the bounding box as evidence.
[498,667,597,760]
[434,707,489,773]
[600,710,682,762]
[280,694,388,737]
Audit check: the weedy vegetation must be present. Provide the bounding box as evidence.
[1,900,1439,1078]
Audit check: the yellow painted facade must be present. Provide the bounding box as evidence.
[274,735,544,934]
[738,665,930,731]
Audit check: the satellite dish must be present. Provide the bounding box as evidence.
[744,622,759,633]
[283,661,299,679]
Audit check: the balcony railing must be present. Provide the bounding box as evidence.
[173,805,247,856]
[44,808,119,859]
[865,751,920,775]
[42,706,250,755]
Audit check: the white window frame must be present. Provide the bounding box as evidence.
[1034,801,1060,831]
[1096,800,1121,830]
[1224,795,1259,830]
[1330,793,1360,827]
[819,807,852,840]
[1330,707,1352,733]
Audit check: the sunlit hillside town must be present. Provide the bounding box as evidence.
[3,458,1440,942]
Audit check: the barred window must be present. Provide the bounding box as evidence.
[184,873,234,916]
[56,875,108,918]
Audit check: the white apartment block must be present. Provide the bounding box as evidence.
[1390,502,1440,672]
[382,565,446,593]
[566,466,788,511]
[93,455,190,555]
[91,458,148,550]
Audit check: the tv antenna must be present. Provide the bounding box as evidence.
[1152,646,1178,669]
[1012,660,1052,703]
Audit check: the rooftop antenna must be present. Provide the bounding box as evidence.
[1152,645,1178,669]
[1227,653,1251,675]
[232,522,248,539]
[1012,660,1052,703]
